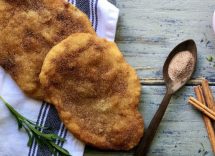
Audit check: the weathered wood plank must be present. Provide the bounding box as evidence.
[114,0,215,82]
[85,86,214,156]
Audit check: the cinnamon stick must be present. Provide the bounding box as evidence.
[201,79,215,112]
[188,97,215,120]
[194,86,215,153]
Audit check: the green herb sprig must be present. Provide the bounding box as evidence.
[206,56,214,62]
[206,56,215,67]
[0,96,71,156]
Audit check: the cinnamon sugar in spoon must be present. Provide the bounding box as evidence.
[135,39,197,156]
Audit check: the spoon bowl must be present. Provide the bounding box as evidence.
[135,39,197,156]
[163,39,197,94]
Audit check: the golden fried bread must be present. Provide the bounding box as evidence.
[0,0,95,99]
[39,33,144,150]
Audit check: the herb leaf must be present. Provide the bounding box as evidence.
[0,96,71,156]
[50,142,70,155]
[206,56,213,62]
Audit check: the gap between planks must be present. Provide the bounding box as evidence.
[140,77,215,85]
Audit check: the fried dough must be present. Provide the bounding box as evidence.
[0,0,95,99]
[39,33,144,150]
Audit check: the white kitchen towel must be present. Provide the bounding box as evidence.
[0,0,119,156]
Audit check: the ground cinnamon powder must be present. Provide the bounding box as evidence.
[168,51,194,81]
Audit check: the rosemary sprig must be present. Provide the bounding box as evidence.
[0,96,71,156]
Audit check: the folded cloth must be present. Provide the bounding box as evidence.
[0,0,119,156]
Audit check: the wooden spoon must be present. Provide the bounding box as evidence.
[135,39,197,156]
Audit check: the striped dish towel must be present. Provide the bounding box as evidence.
[0,0,119,156]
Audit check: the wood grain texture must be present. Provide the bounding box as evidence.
[85,0,215,155]
[115,0,215,82]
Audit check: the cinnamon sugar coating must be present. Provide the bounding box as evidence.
[39,33,144,150]
[0,0,95,99]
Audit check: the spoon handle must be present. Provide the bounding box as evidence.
[135,92,172,156]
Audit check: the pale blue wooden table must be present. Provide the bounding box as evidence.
[85,0,215,155]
